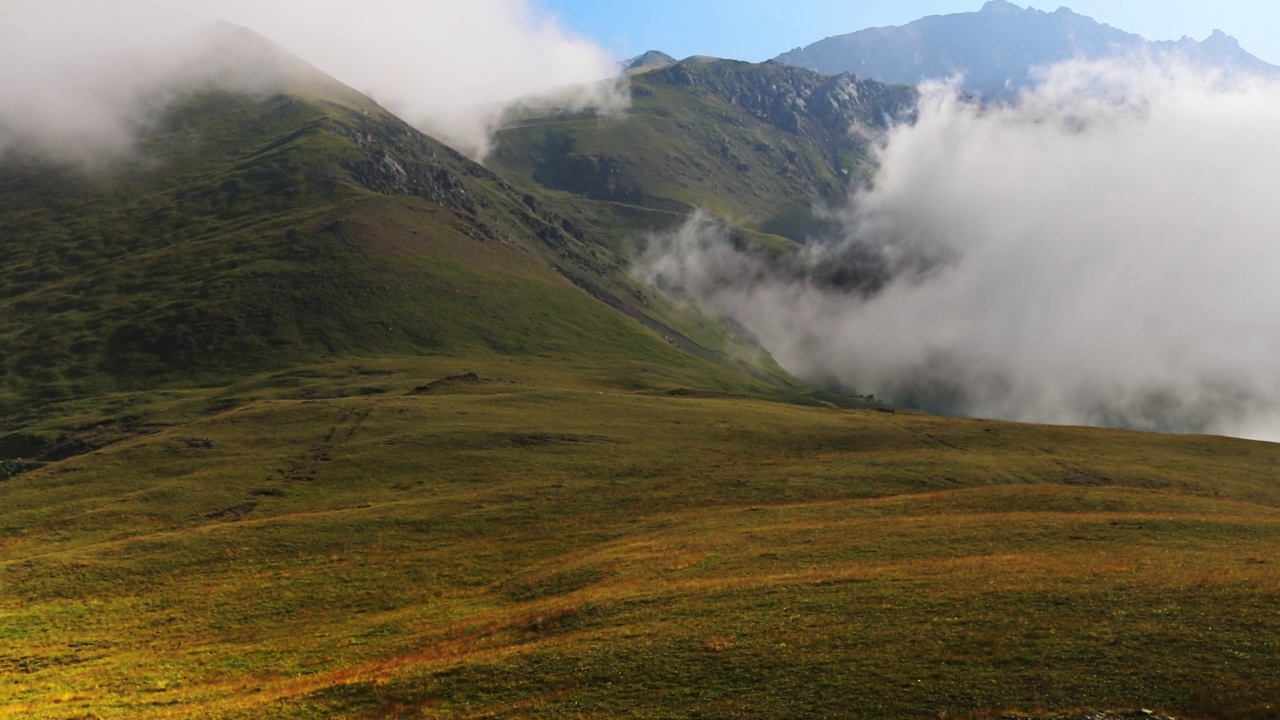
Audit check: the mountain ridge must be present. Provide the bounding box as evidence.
[774,1,1278,96]
[492,57,916,243]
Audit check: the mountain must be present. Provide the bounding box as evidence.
[0,27,796,460]
[774,0,1279,97]
[492,58,916,244]
[624,49,677,73]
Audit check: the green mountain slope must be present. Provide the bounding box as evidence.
[490,58,916,243]
[1,34,806,463]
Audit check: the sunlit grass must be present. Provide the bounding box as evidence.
[3,363,1279,718]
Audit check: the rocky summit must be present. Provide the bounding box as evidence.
[774,0,1277,96]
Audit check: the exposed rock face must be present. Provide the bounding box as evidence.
[326,111,602,270]
[775,1,1277,97]
[328,119,486,216]
[643,59,916,136]
[532,152,639,202]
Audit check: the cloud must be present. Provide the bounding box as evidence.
[0,0,626,161]
[639,60,1280,440]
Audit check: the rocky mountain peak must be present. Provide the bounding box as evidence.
[980,0,1025,14]
[774,4,1276,98]
[1203,29,1241,49]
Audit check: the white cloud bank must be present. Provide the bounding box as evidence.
[640,60,1280,440]
[0,0,626,160]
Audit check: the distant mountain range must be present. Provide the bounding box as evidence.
[774,0,1278,97]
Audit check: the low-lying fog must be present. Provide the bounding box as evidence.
[640,60,1280,441]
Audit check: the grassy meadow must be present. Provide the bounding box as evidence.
[2,357,1279,719]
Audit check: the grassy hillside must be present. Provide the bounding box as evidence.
[2,366,1279,718]
[5,31,1280,720]
[490,59,916,243]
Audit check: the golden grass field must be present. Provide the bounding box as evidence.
[3,357,1278,718]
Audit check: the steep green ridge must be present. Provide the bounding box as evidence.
[491,58,916,243]
[1,41,806,462]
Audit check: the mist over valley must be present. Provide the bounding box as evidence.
[639,59,1280,440]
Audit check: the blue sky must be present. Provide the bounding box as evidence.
[537,0,1280,65]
